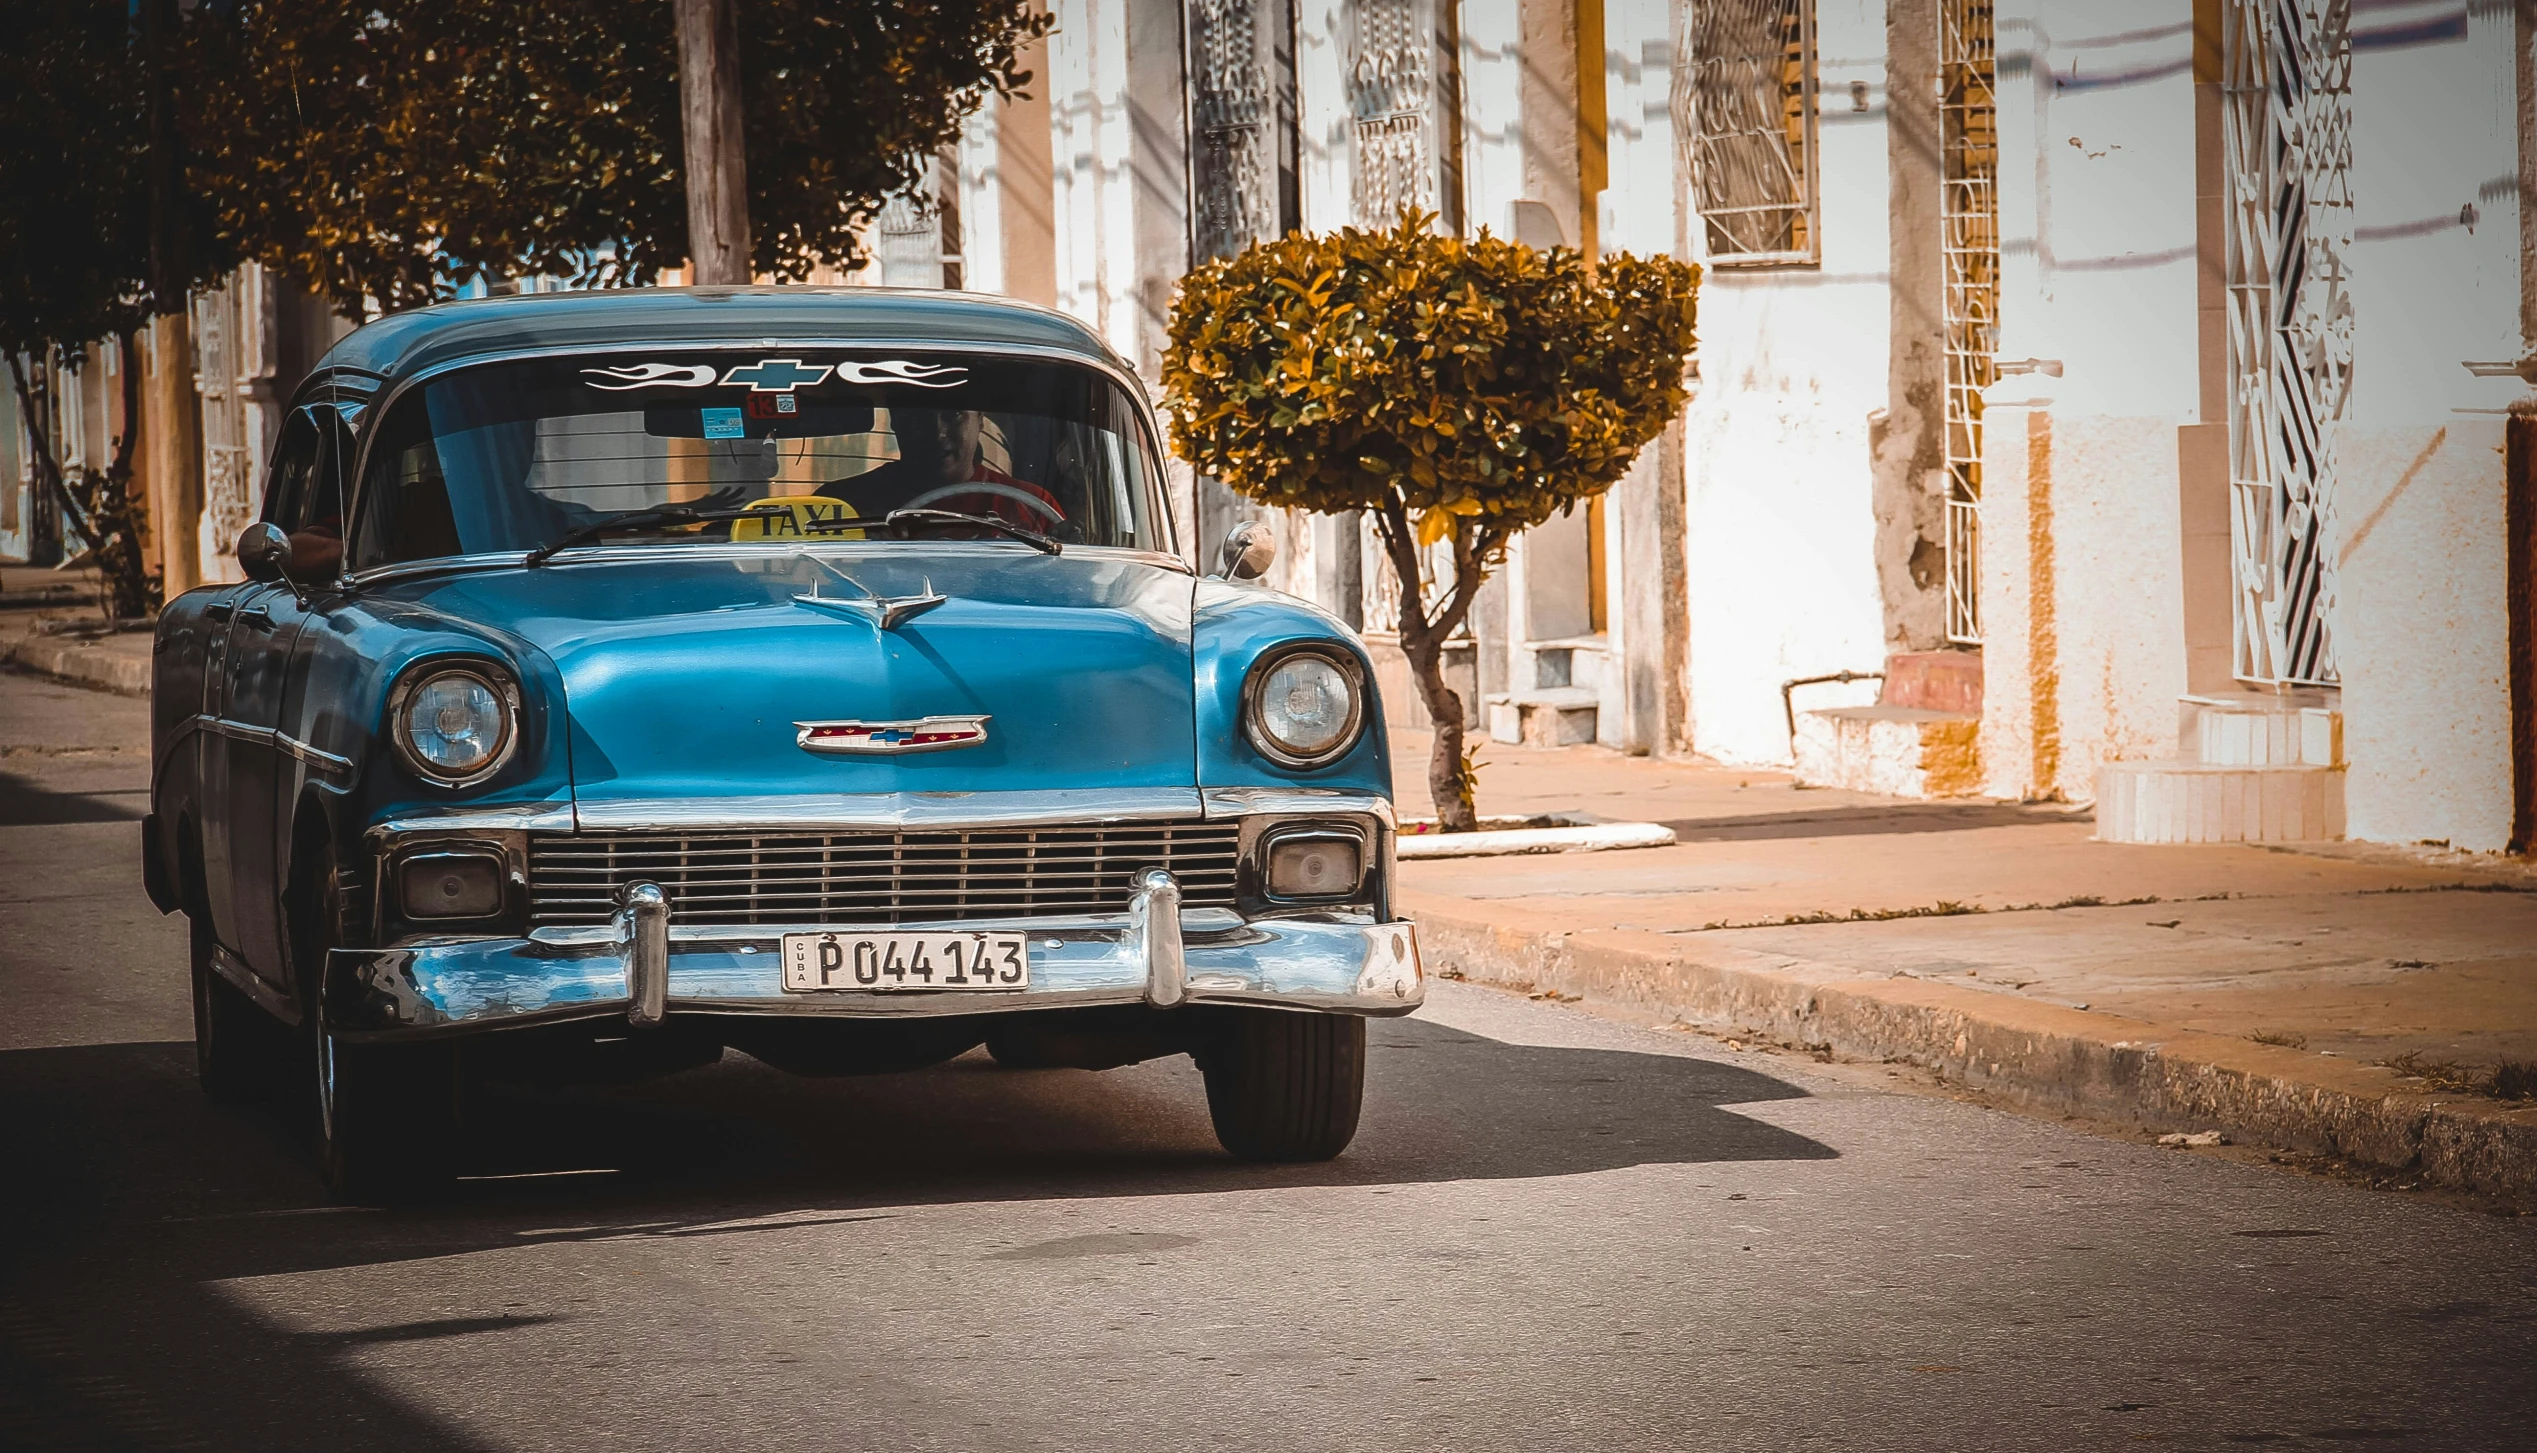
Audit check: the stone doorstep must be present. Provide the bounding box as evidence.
[2097,760,2346,844]
[1792,706,1982,800]
[1406,896,2537,1208]
[1485,687,1598,748]
[2187,697,2344,768]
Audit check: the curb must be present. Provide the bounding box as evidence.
[3,635,151,696]
[1406,894,2537,1207]
[1397,821,1676,859]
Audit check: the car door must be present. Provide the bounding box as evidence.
[206,407,337,992]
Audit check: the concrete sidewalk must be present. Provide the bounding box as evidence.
[1,566,151,696]
[1391,729,2537,1205]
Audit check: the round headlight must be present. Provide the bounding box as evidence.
[1246,650,1363,767]
[393,666,517,784]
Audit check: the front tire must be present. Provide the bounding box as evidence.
[293,838,460,1203]
[1200,1010,1365,1162]
[315,1034,459,1204]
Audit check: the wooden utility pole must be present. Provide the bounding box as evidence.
[674,0,752,284]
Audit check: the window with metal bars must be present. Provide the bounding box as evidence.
[1683,0,1820,267]
[1940,0,1999,645]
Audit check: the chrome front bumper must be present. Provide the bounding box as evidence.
[323,870,1424,1040]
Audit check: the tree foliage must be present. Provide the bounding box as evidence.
[1162,214,1698,829]
[0,0,229,618]
[185,0,1052,315]
[0,0,151,354]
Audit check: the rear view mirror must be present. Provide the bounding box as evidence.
[236,522,291,583]
[1215,520,1275,582]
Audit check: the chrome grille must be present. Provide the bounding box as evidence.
[527,821,1243,927]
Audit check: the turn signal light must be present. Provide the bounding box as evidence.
[401,852,505,920]
[1266,833,1363,900]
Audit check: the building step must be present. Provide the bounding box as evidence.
[1486,688,1598,747]
[2095,760,2346,844]
[1793,706,1982,799]
[2183,695,2343,767]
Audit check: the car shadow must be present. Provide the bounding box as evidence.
[0,768,147,826]
[0,1022,1830,1450]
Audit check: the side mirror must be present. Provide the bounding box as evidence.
[1214,520,1276,582]
[236,522,292,584]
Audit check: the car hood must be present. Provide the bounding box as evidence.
[403,548,1198,822]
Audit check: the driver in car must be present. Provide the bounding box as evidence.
[817,406,1067,536]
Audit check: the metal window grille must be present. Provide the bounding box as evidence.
[1347,0,1442,226]
[1684,0,1819,267]
[191,278,254,551]
[1940,0,1999,645]
[1187,0,1298,262]
[876,153,964,290]
[2223,0,2352,686]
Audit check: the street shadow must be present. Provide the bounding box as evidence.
[0,1023,1829,1449]
[1661,801,2092,843]
[0,769,147,826]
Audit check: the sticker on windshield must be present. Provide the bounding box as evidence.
[581,362,718,390]
[835,360,967,389]
[700,407,746,439]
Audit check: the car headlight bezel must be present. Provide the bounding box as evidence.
[388,661,521,789]
[1241,644,1367,770]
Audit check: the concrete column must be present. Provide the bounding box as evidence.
[1518,0,1583,245]
[1126,0,1190,379]
[1871,0,1949,654]
[2178,0,2234,695]
[1614,434,1689,754]
[142,312,201,597]
[999,18,1062,307]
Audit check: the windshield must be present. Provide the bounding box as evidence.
[348,350,1167,568]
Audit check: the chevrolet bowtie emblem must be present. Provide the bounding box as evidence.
[795,716,990,755]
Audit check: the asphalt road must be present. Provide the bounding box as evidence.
[3,665,2533,1452]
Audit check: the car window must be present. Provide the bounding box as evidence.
[349,352,1168,569]
[262,406,355,581]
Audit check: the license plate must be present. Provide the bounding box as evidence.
[779,931,1029,992]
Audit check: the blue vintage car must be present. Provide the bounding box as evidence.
[144,287,1421,1200]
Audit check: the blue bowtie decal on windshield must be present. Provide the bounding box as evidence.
[720,359,835,392]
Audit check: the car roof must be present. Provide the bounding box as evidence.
[314,286,1125,384]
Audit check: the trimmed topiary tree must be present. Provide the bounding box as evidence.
[1161,212,1698,831]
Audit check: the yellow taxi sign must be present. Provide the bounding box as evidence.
[730,495,860,542]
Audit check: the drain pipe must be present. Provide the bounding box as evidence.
[1781,670,1886,754]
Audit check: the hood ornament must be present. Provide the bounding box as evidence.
[795,716,990,755]
[793,563,947,631]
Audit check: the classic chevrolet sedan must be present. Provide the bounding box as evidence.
[146,287,1421,1201]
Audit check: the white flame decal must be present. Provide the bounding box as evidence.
[580,362,719,390]
[834,360,969,389]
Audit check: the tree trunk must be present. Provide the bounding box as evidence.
[1400,629,1475,832]
[674,0,753,285]
[1375,501,1491,833]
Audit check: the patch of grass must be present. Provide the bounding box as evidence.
[2248,1030,2308,1050]
[2379,1051,2537,1102]
[1703,900,1988,931]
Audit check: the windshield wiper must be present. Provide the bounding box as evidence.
[837,507,1062,556]
[524,505,758,566]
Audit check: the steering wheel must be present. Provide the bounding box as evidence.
[903,482,1068,529]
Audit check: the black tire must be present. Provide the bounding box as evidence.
[293,838,460,1204]
[1200,1010,1366,1162]
[190,916,265,1104]
[983,1026,1060,1069]
[314,1034,460,1205]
